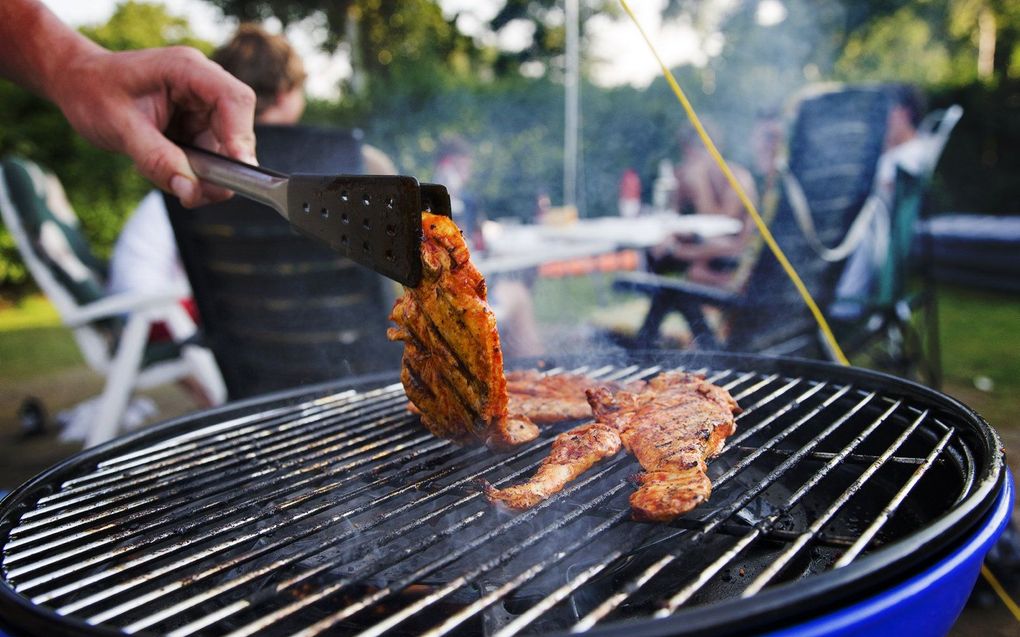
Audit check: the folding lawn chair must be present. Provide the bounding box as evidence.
[828,105,964,386]
[0,157,225,447]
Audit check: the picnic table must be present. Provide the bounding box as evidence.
[475,213,741,277]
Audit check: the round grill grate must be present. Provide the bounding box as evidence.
[0,352,1004,637]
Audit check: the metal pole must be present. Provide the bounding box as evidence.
[564,0,579,209]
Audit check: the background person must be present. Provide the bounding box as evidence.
[831,84,932,319]
[647,122,758,288]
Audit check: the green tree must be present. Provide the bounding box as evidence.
[81,0,212,53]
[485,0,622,78]
[206,0,491,97]
[835,6,956,85]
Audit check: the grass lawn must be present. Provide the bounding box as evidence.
[0,295,81,380]
[936,286,1019,431]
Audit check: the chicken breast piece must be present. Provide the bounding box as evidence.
[588,372,740,521]
[487,371,740,521]
[506,370,640,424]
[485,422,621,509]
[387,212,514,446]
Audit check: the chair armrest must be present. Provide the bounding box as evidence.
[66,287,190,327]
[613,271,743,307]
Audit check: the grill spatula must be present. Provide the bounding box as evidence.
[182,144,451,287]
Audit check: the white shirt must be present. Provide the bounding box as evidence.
[830,134,938,319]
[107,191,190,296]
[873,135,939,204]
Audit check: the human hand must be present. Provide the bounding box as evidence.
[50,46,257,207]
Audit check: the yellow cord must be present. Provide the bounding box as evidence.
[982,564,1020,621]
[619,0,1020,621]
[617,0,849,366]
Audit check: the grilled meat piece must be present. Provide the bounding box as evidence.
[487,371,740,521]
[388,213,627,449]
[587,372,739,521]
[506,370,638,424]
[485,422,622,509]
[387,212,516,446]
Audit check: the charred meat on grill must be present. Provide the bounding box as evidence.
[485,421,621,509]
[387,212,519,447]
[589,371,739,521]
[388,213,634,449]
[506,370,640,424]
[487,372,740,521]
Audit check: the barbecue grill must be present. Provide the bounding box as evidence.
[0,351,1009,637]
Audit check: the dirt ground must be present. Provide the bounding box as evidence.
[0,366,198,490]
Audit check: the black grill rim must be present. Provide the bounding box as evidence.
[0,351,1005,637]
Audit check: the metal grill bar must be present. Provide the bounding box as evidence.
[492,553,620,637]
[650,392,890,615]
[647,395,906,616]
[4,407,418,550]
[6,396,412,550]
[6,411,418,562]
[741,409,933,595]
[833,428,955,567]
[43,438,517,611]
[16,389,407,526]
[93,388,363,467]
[6,433,443,578]
[41,388,369,498]
[59,367,648,630]
[97,438,551,629]
[9,411,409,552]
[419,509,625,637]
[571,381,845,630]
[274,468,630,637]
[141,364,734,631]
[732,446,936,466]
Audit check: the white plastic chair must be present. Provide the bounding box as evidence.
[0,157,225,447]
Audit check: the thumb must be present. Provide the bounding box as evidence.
[122,117,201,207]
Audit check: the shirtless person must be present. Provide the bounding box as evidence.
[648,122,758,288]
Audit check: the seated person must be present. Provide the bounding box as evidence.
[647,122,758,288]
[108,25,396,403]
[830,84,933,319]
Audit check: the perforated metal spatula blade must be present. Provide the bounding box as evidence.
[182,145,451,287]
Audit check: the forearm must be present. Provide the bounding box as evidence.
[0,0,104,103]
[671,237,744,261]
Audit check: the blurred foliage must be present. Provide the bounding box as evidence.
[305,70,702,223]
[0,1,211,296]
[206,0,494,98]
[79,1,212,54]
[486,0,620,78]
[926,79,1020,214]
[2,0,1019,301]
[208,0,618,83]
